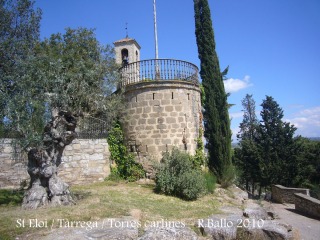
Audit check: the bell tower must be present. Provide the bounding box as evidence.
[114,37,141,66]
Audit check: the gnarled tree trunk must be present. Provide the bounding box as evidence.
[22,111,78,209]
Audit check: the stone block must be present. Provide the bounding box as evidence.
[136,107,143,114]
[175,105,183,112]
[172,123,180,129]
[130,119,137,126]
[161,99,171,105]
[135,125,145,131]
[151,99,160,106]
[162,139,171,145]
[166,117,176,124]
[143,106,151,114]
[165,106,174,112]
[89,154,104,160]
[149,113,159,118]
[157,124,167,130]
[157,117,165,124]
[145,125,155,130]
[154,93,163,100]
[170,112,178,117]
[172,99,181,105]
[137,101,148,108]
[94,148,105,153]
[151,134,161,138]
[139,119,146,124]
[73,144,81,150]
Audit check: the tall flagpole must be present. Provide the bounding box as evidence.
[153,0,159,60]
[153,0,160,79]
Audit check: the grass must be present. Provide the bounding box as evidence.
[0,180,222,239]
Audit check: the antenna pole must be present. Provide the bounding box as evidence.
[153,0,159,59]
[125,22,128,38]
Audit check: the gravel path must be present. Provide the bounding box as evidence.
[269,202,320,240]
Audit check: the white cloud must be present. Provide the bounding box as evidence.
[224,75,252,93]
[229,112,243,119]
[286,106,320,137]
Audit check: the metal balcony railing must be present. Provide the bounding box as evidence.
[118,59,199,88]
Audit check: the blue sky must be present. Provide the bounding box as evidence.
[34,0,320,141]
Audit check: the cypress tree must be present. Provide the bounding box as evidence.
[194,0,232,180]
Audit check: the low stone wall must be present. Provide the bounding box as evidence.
[272,185,309,204]
[59,139,110,185]
[0,139,28,189]
[295,193,320,219]
[0,138,110,189]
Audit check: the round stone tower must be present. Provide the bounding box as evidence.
[114,38,202,161]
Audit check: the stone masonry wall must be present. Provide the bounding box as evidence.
[0,139,28,189]
[0,138,110,189]
[294,193,320,219]
[59,138,110,185]
[272,185,310,204]
[123,80,201,160]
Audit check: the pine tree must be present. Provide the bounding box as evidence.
[193,0,232,181]
[237,94,258,140]
[234,94,260,193]
[257,96,297,188]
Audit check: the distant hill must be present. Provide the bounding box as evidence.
[309,137,320,142]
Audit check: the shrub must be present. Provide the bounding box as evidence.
[0,190,24,205]
[107,122,145,182]
[106,166,122,182]
[203,171,216,193]
[220,164,236,188]
[155,148,206,200]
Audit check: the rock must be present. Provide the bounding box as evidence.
[139,224,198,240]
[219,206,243,215]
[243,201,269,220]
[243,207,269,220]
[232,185,249,201]
[240,220,297,240]
[41,217,139,240]
[263,202,279,219]
[196,214,241,240]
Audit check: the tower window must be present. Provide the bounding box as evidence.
[153,93,156,100]
[136,50,139,62]
[121,48,129,66]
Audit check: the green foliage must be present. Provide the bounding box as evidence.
[106,166,122,182]
[203,171,216,193]
[0,190,24,205]
[155,148,206,200]
[107,122,145,182]
[0,0,43,145]
[291,137,320,194]
[1,13,123,150]
[219,164,236,189]
[234,95,320,196]
[256,96,297,187]
[192,129,206,169]
[194,0,232,182]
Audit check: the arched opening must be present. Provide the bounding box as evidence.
[121,48,129,66]
[136,50,139,62]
